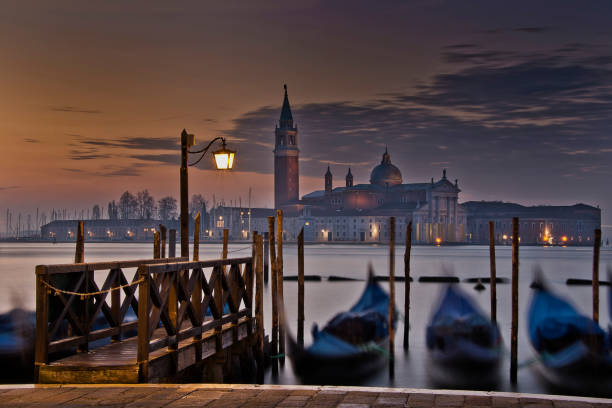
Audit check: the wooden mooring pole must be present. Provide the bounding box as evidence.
[193,212,200,261]
[389,217,396,378]
[593,228,601,323]
[159,224,167,258]
[75,220,84,263]
[489,221,497,322]
[267,216,278,374]
[222,229,229,259]
[276,210,285,365]
[403,221,412,350]
[263,232,270,285]
[153,231,160,259]
[510,217,519,384]
[297,227,305,348]
[255,234,265,383]
[168,229,176,258]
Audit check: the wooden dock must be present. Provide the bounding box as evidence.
[34,255,264,384]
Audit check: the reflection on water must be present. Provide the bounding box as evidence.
[1,242,611,395]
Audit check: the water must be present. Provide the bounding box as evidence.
[1,242,611,395]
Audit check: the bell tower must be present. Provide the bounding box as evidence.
[274,85,299,209]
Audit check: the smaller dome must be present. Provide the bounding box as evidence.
[370,149,402,187]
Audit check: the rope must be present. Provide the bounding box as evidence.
[41,278,144,300]
[227,246,252,254]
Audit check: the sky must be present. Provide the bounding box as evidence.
[2,0,612,228]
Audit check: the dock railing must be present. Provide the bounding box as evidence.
[136,256,254,380]
[35,256,255,382]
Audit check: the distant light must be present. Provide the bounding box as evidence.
[562,236,568,242]
[305,221,310,226]
[219,216,223,220]
[502,234,508,240]
[435,237,442,245]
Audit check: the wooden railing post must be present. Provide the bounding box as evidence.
[137,266,150,383]
[276,209,285,365]
[255,234,265,384]
[593,228,601,323]
[489,221,497,322]
[403,221,411,350]
[111,268,121,342]
[75,220,84,263]
[193,212,203,362]
[297,227,305,348]
[389,217,396,378]
[168,269,178,374]
[34,266,49,383]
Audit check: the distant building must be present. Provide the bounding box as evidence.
[41,219,181,241]
[464,201,601,246]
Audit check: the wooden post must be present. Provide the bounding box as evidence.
[75,220,84,263]
[153,231,161,259]
[168,269,178,374]
[489,221,497,322]
[193,212,200,261]
[263,232,270,284]
[159,224,167,258]
[297,227,305,348]
[34,267,49,383]
[276,210,285,365]
[213,264,224,382]
[255,234,265,383]
[222,229,229,259]
[169,229,176,258]
[267,216,278,373]
[111,268,121,342]
[389,217,396,378]
[510,217,519,384]
[403,221,411,350]
[593,228,601,323]
[180,129,190,258]
[137,266,150,382]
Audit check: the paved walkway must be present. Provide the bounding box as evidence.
[0,384,610,407]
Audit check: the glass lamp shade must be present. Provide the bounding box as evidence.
[213,147,235,170]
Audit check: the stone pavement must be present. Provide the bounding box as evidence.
[0,384,610,408]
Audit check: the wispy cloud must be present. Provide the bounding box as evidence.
[50,106,102,114]
[0,185,20,191]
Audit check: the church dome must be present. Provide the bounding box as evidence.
[370,149,402,187]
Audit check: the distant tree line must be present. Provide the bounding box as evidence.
[99,190,208,222]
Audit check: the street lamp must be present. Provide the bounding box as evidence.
[180,129,236,257]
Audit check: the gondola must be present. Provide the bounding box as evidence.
[287,267,392,384]
[425,284,502,387]
[527,273,612,393]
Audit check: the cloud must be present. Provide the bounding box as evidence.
[513,26,552,33]
[76,136,179,150]
[0,185,20,191]
[130,153,179,165]
[222,44,612,192]
[24,138,40,143]
[50,106,102,114]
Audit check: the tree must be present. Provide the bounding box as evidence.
[189,194,208,218]
[92,205,101,220]
[108,201,118,220]
[119,191,138,220]
[137,190,155,219]
[158,196,177,221]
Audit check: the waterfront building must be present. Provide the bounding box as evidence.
[464,201,601,246]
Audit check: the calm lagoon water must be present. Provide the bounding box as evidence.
[1,242,611,395]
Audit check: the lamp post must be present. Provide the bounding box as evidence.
[180,129,236,258]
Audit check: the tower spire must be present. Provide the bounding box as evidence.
[280,84,293,127]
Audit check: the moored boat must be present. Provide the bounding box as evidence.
[287,267,392,384]
[527,273,612,394]
[425,284,502,387]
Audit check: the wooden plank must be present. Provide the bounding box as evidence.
[255,234,264,384]
[137,266,150,382]
[142,258,252,274]
[40,257,187,275]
